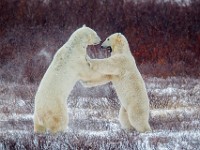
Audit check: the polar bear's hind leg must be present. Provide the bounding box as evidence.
[127,105,151,133]
[34,123,46,133]
[34,116,46,133]
[47,112,68,133]
[119,106,133,130]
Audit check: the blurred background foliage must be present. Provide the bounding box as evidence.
[0,0,199,83]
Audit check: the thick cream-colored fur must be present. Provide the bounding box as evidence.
[33,26,111,133]
[86,33,151,133]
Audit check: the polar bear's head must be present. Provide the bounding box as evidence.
[101,33,129,55]
[75,25,101,46]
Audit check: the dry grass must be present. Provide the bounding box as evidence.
[0,77,200,149]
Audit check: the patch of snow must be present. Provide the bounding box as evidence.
[33,136,39,147]
[0,113,33,121]
[153,87,187,95]
[109,122,120,132]
[78,129,110,137]
[0,130,31,134]
[151,107,198,118]
[193,84,200,94]
[0,143,4,150]
[17,99,26,107]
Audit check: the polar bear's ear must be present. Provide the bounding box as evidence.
[82,24,86,27]
[116,33,125,47]
[116,33,122,43]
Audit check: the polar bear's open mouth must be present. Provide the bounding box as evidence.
[106,46,112,53]
[101,46,112,53]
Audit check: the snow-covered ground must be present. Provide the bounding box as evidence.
[0,77,200,149]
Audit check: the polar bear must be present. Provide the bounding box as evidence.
[33,25,111,133]
[85,33,151,133]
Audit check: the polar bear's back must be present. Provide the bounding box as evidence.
[36,45,78,100]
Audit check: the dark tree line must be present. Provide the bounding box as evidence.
[0,0,124,33]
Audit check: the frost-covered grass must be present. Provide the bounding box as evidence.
[0,77,200,149]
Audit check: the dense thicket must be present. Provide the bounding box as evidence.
[0,0,199,82]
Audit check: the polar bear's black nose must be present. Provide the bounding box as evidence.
[101,45,107,49]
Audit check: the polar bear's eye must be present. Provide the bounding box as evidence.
[107,38,110,41]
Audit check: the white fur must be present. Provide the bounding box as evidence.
[86,33,151,133]
[33,26,111,133]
